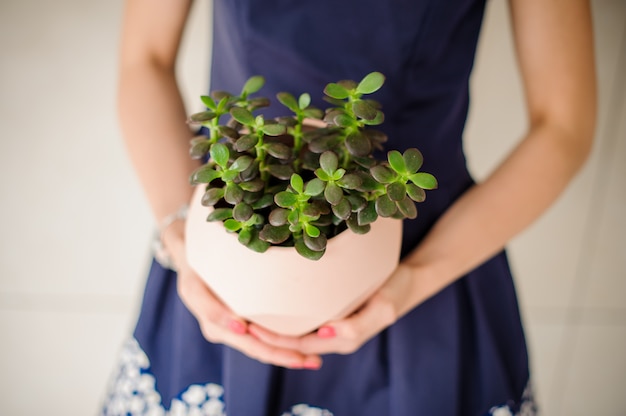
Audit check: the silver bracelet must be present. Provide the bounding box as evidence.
[152,204,189,271]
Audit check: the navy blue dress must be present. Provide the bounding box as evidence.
[102,1,536,415]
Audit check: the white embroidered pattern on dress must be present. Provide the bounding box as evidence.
[487,382,538,416]
[103,338,535,416]
[101,339,334,416]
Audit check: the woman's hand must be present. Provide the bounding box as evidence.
[247,262,432,357]
[163,220,323,370]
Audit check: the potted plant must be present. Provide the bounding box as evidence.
[184,72,437,336]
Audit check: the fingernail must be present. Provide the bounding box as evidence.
[228,320,246,334]
[317,326,335,338]
[303,360,321,370]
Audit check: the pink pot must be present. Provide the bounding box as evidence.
[185,185,402,336]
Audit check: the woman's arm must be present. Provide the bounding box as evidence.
[118,0,323,369]
[399,0,597,310]
[247,0,597,355]
[118,0,198,221]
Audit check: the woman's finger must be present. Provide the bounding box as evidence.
[177,267,321,368]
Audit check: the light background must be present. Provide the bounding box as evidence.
[0,1,624,415]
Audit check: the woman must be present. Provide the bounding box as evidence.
[104,0,596,414]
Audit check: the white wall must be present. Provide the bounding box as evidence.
[0,1,623,415]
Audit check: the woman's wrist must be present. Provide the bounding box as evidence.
[154,204,189,271]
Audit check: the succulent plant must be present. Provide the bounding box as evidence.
[187,72,438,260]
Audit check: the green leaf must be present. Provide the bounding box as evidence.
[352,99,378,120]
[346,215,371,234]
[409,172,438,190]
[251,193,274,209]
[375,195,397,217]
[276,117,297,128]
[261,124,287,136]
[319,151,338,174]
[387,150,406,174]
[323,83,350,99]
[224,183,244,204]
[324,182,344,206]
[331,198,352,220]
[211,90,231,101]
[230,155,254,172]
[370,165,397,184]
[345,132,372,157]
[303,107,324,119]
[353,156,377,169]
[190,166,221,184]
[403,148,424,173]
[268,208,289,226]
[287,210,300,228]
[241,75,265,96]
[275,191,298,208]
[406,183,426,202]
[276,92,298,112]
[396,196,418,219]
[238,228,252,245]
[309,135,337,153]
[356,72,385,95]
[304,178,325,196]
[265,142,291,159]
[295,238,325,260]
[337,173,362,190]
[233,134,258,152]
[290,174,304,193]
[201,188,224,206]
[355,171,381,192]
[299,93,311,110]
[311,200,331,215]
[242,190,263,205]
[302,203,322,219]
[200,95,216,110]
[189,110,216,123]
[345,194,367,212]
[246,231,271,253]
[218,126,239,141]
[331,168,346,181]
[233,202,253,222]
[230,107,255,125]
[338,79,358,90]
[267,164,294,180]
[386,182,407,201]
[206,208,233,222]
[333,113,354,127]
[357,201,378,226]
[224,219,242,232]
[304,223,320,238]
[361,111,384,126]
[210,143,230,168]
[314,168,331,182]
[259,224,291,244]
[239,160,260,180]
[248,97,271,110]
[239,178,264,192]
[322,109,345,125]
[216,95,230,112]
[304,232,327,252]
[221,169,239,182]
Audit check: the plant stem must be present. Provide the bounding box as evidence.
[255,131,269,184]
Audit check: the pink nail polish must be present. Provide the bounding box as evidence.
[303,360,321,370]
[228,320,246,334]
[317,326,336,338]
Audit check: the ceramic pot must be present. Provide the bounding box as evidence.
[185,185,402,336]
